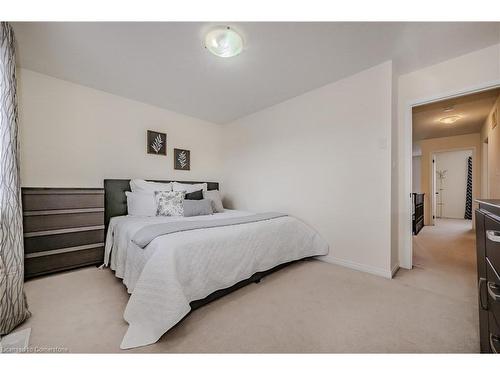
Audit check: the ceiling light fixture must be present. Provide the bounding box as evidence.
[204,26,243,58]
[439,115,461,125]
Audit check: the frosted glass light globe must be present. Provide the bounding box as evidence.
[205,27,243,58]
[439,115,461,125]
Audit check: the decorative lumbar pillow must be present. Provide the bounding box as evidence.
[172,182,207,194]
[185,189,203,200]
[183,199,214,217]
[125,192,157,216]
[130,179,172,193]
[203,190,224,213]
[155,191,184,216]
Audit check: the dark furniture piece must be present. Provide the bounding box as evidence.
[103,179,308,311]
[475,199,500,353]
[412,193,425,235]
[22,187,105,279]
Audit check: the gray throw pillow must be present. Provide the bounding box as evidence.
[183,199,214,217]
[203,190,224,213]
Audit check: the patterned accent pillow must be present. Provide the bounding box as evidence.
[154,191,185,216]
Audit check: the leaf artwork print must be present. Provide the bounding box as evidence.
[178,150,188,168]
[151,134,163,153]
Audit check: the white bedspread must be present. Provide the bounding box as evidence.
[104,210,329,349]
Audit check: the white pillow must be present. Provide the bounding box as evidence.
[203,190,224,213]
[130,179,172,193]
[125,192,156,216]
[172,181,208,193]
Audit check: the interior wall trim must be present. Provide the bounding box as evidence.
[320,255,393,279]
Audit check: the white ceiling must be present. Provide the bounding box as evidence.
[412,88,500,142]
[12,22,500,124]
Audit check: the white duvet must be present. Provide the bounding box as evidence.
[104,210,329,349]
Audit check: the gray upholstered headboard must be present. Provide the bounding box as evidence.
[104,179,219,227]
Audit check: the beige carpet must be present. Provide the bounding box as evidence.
[14,218,479,353]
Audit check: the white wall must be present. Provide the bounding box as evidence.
[18,69,224,188]
[222,62,394,278]
[434,150,473,219]
[19,43,500,278]
[397,43,500,269]
[412,156,421,192]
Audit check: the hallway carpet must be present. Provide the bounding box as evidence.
[14,219,478,353]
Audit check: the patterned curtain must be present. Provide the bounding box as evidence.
[464,156,472,220]
[0,22,30,335]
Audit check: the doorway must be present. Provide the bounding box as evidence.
[430,149,473,228]
[410,86,500,267]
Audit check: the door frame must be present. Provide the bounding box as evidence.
[431,153,436,225]
[402,81,500,270]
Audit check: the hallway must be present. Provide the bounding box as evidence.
[408,218,477,304]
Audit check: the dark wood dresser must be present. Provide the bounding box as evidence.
[22,187,105,279]
[475,199,500,353]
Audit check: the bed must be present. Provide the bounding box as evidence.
[103,179,329,349]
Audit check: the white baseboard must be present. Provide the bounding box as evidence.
[319,256,393,279]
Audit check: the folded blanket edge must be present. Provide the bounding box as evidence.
[132,212,288,249]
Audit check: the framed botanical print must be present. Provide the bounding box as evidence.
[147,130,167,155]
[174,148,190,170]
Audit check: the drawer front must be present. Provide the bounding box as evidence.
[485,216,500,272]
[487,258,500,345]
[24,229,105,254]
[23,210,104,232]
[490,312,500,338]
[25,246,104,278]
[22,191,104,211]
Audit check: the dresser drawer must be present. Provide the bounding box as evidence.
[486,216,500,272]
[25,246,104,278]
[24,228,105,254]
[22,190,104,211]
[23,210,104,232]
